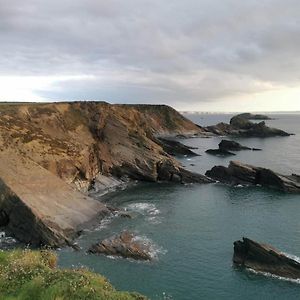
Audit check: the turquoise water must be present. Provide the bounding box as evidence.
[59,114,300,299]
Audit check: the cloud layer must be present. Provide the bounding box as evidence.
[0,0,300,110]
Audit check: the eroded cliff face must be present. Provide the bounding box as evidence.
[0,102,209,246]
[0,102,205,191]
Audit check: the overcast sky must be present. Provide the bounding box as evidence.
[0,0,300,111]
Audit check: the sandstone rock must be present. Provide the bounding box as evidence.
[0,151,109,247]
[88,231,152,260]
[205,161,300,193]
[233,237,300,279]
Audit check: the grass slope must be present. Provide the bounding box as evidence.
[0,249,146,300]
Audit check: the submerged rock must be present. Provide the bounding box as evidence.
[205,161,300,193]
[88,231,152,260]
[233,237,300,279]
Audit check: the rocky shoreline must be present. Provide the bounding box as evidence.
[0,102,298,283]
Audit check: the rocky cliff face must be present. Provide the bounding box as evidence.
[0,102,209,246]
[0,102,207,190]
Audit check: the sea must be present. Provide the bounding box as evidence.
[55,113,300,299]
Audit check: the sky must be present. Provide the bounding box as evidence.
[0,0,300,112]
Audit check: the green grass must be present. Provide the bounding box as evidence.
[0,249,146,300]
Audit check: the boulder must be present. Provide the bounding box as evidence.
[233,237,300,279]
[88,231,152,260]
[205,161,300,193]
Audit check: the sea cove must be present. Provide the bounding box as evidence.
[57,113,300,300]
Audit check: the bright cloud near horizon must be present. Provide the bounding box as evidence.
[0,0,300,112]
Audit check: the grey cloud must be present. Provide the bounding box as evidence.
[0,0,300,104]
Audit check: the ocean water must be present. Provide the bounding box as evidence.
[58,113,300,300]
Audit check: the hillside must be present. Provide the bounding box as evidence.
[0,102,209,246]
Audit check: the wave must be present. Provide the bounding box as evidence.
[247,268,300,284]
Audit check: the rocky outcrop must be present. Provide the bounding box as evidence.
[0,102,210,246]
[204,113,291,137]
[234,113,272,120]
[0,151,109,247]
[157,160,213,183]
[233,237,300,279]
[88,231,152,260]
[219,140,251,151]
[205,161,300,193]
[205,140,261,157]
[156,138,199,157]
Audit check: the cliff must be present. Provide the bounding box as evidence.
[0,102,210,246]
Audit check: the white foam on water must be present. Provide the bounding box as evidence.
[132,235,167,260]
[147,216,162,225]
[247,268,300,284]
[282,252,300,264]
[162,292,174,300]
[125,202,161,216]
[94,216,114,231]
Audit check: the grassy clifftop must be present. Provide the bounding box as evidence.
[0,249,146,300]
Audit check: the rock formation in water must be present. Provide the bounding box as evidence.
[233,237,300,279]
[204,113,291,137]
[0,102,211,247]
[88,231,152,260]
[219,140,261,151]
[205,140,261,157]
[156,137,199,157]
[205,161,300,193]
[234,113,273,120]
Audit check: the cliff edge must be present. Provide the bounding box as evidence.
[0,102,209,246]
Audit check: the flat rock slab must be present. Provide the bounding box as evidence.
[233,237,300,279]
[88,231,153,260]
[0,151,108,247]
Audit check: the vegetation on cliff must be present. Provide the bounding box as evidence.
[0,249,146,300]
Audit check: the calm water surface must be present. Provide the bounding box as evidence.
[59,113,300,300]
